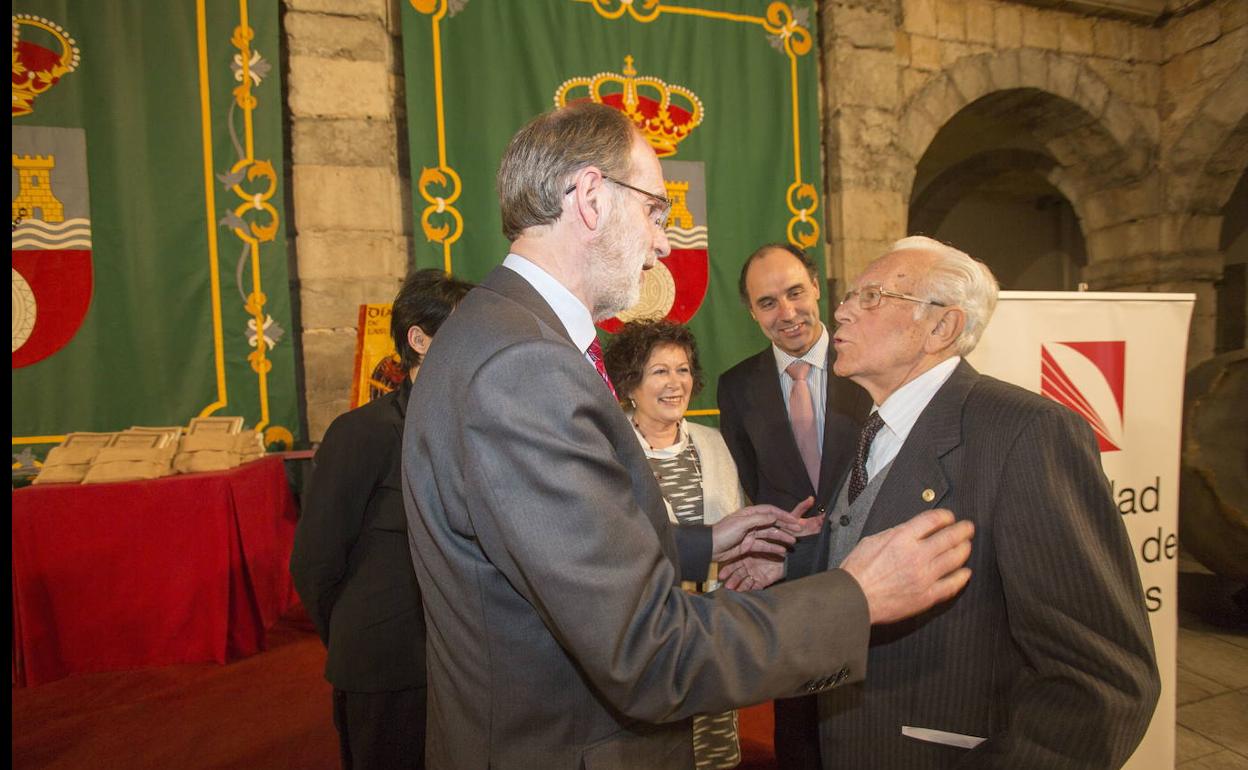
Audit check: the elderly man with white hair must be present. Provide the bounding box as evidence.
[818,236,1159,768]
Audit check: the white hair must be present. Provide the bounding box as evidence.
[887,235,999,356]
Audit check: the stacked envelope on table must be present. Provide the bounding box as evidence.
[173,417,265,474]
[32,432,116,485]
[79,427,181,484]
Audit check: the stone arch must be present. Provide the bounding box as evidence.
[899,51,1156,242]
[1171,60,1248,253]
[907,144,1088,291]
[1167,62,1248,356]
[908,148,1058,235]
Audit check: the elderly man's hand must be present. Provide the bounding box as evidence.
[840,509,974,624]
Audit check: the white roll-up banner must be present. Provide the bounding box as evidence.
[966,290,1195,769]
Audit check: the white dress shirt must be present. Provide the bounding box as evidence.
[503,253,597,364]
[772,324,830,446]
[866,356,961,479]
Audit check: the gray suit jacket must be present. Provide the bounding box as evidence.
[816,360,1160,769]
[403,265,872,770]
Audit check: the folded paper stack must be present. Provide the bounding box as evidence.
[173,430,265,474]
[32,418,265,485]
[78,427,181,484]
[32,432,115,485]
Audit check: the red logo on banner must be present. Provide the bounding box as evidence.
[1040,341,1126,452]
[12,249,93,368]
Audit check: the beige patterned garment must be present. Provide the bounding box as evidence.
[647,442,741,770]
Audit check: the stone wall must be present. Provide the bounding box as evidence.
[284,0,410,440]
[820,0,1246,366]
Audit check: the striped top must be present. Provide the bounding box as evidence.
[647,441,705,526]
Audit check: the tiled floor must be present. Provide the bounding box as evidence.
[1174,557,1248,769]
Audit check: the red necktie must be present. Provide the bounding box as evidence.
[586,338,617,400]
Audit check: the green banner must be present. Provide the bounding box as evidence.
[401,0,826,418]
[12,1,299,461]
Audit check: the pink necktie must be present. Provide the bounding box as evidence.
[586,338,617,400]
[785,360,820,489]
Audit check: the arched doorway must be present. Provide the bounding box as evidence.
[909,113,1087,291]
[896,53,1155,293]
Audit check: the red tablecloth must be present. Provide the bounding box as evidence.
[11,456,298,687]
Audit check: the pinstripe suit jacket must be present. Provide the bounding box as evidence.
[815,360,1160,769]
[403,265,873,770]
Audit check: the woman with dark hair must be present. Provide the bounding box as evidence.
[603,319,745,770]
[291,268,472,770]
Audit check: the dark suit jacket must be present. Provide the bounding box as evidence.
[718,344,871,578]
[402,265,872,770]
[290,380,425,692]
[816,360,1160,769]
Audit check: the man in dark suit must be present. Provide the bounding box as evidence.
[401,102,976,770]
[717,243,871,770]
[290,269,472,770]
[815,236,1160,767]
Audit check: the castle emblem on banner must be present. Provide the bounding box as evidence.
[556,56,709,332]
[1040,340,1126,452]
[12,14,81,116]
[12,128,94,368]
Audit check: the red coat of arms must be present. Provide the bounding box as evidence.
[12,126,94,368]
[555,57,710,333]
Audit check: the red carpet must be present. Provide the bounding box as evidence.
[12,609,778,769]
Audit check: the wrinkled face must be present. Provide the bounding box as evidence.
[587,136,671,321]
[629,343,693,428]
[745,248,823,356]
[832,250,936,399]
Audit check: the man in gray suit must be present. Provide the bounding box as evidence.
[402,103,975,770]
[814,236,1160,767]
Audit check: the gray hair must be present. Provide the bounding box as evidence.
[496,102,637,241]
[888,235,999,356]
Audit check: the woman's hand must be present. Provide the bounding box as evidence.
[714,497,824,591]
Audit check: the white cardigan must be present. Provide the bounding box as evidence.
[630,417,745,525]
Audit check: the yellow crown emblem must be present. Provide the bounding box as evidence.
[555,56,703,157]
[12,14,81,117]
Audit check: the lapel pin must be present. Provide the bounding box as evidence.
[922,488,936,502]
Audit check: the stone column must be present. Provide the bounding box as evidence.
[821,0,910,291]
[1083,252,1222,366]
[284,0,411,440]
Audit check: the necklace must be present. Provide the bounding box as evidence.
[632,419,678,452]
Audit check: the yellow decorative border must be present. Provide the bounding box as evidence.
[410,0,463,273]
[12,0,291,451]
[199,0,291,447]
[579,0,818,250]
[14,6,225,448]
[196,0,229,419]
[409,0,818,271]
[12,435,66,446]
[224,0,279,435]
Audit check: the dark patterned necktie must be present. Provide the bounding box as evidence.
[586,337,617,400]
[848,412,885,504]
